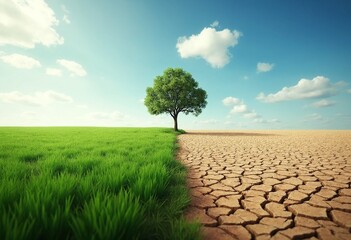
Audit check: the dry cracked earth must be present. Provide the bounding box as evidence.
[178,130,351,240]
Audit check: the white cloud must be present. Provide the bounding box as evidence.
[210,20,219,28]
[222,96,241,106]
[223,96,261,119]
[0,0,64,48]
[253,118,265,123]
[63,15,70,24]
[223,96,279,124]
[46,67,62,76]
[311,99,335,108]
[257,62,274,73]
[61,5,69,13]
[223,96,249,114]
[222,96,252,114]
[253,118,280,124]
[57,59,87,77]
[0,90,73,106]
[257,76,344,103]
[176,26,241,68]
[61,5,70,24]
[43,91,72,103]
[1,53,41,69]
[231,103,248,113]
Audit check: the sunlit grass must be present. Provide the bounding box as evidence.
[0,127,200,240]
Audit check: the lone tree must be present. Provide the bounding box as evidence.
[145,68,207,131]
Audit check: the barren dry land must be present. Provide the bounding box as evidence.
[178,130,351,240]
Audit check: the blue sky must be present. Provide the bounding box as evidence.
[0,0,350,129]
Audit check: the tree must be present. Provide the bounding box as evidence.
[145,68,207,131]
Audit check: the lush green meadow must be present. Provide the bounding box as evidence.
[0,127,200,240]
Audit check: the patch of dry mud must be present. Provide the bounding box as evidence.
[178,130,351,240]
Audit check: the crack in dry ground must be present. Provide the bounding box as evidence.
[177,130,351,240]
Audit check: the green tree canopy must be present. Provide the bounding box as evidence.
[145,68,207,131]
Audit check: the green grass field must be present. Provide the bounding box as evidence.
[0,127,200,240]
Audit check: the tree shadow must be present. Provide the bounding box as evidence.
[185,132,278,137]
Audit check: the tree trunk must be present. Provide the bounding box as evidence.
[173,115,178,131]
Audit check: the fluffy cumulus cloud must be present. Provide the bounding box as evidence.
[257,62,274,73]
[311,99,335,108]
[231,103,248,113]
[176,24,241,68]
[223,96,261,119]
[1,53,41,69]
[257,76,344,103]
[0,90,73,106]
[0,0,64,48]
[57,59,87,77]
[46,67,62,76]
[222,96,241,106]
[222,96,280,124]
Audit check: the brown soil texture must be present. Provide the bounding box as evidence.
[178,130,351,240]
